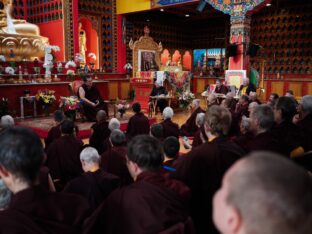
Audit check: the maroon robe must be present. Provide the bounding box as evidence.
[78,84,108,122]
[297,114,312,151]
[101,145,133,186]
[126,112,150,139]
[161,119,180,139]
[45,123,61,150]
[63,169,120,211]
[46,135,83,186]
[180,107,205,136]
[84,171,191,234]
[0,185,90,233]
[89,120,111,154]
[214,85,228,95]
[173,137,245,234]
[192,126,208,148]
[271,121,304,157]
[245,131,280,153]
[231,131,254,151]
[45,124,79,151]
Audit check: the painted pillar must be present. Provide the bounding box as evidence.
[228,16,251,71]
[205,0,271,73]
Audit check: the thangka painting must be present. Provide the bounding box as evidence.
[193,49,206,69]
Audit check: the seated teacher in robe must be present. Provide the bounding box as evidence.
[78,75,108,122]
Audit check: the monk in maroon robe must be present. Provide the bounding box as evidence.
[173,106,245,234]
[78,76,108,122]
[296,95,312,151]
[89,110,111,154]
[0,127,90,233]
[214,79,228,95]
[101,129,133,186]
[63,147,120,211]
[271,97,304,157]
[161,107,180,138]
[126,102,150,139]
[246,104,280,153]
[46,120,83,188]
[45,110,64,150]
[180,99,205,136]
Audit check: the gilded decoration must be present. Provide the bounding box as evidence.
[129,26,162,77]
[63,0,74,60]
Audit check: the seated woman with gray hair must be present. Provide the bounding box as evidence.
[108,118,120,131]
[160,107,180,139]
[232,116,254,151]
[0,115,14,133]
[183,112,207,149]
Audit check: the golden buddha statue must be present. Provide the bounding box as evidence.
[0,0,48,61]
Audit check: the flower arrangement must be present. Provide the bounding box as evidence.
[115,98,129,118]
[36,89,56,105]
[36,89,56,116]
[177,91,195,110]
[66,69,75,80]
[59,96,80,121]
[60,96,80,111]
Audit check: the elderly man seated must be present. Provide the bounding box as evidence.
[0,115,14,133]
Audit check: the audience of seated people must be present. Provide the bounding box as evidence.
[89,110,111,154]
[84,135,192,234]
[180,99,205,136]
[0,127,90,233]
[174,105,246,234]
[161,107,180,138]
[1,81,312,234]
[126,102,150,140]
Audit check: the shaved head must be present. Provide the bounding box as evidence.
[96,110,107,122]
[214,152,312,234]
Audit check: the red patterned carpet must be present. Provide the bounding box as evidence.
[16,112,156,139]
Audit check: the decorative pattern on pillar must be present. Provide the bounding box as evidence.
[112,0,118,72]
[64,0,75,60]
[205,0,271,71]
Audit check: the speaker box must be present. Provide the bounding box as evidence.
[247,44,261,57]
[227,44,238,57]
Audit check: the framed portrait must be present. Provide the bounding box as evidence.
[138,49,158,71]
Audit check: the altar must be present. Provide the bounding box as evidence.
[129,26,192,113]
